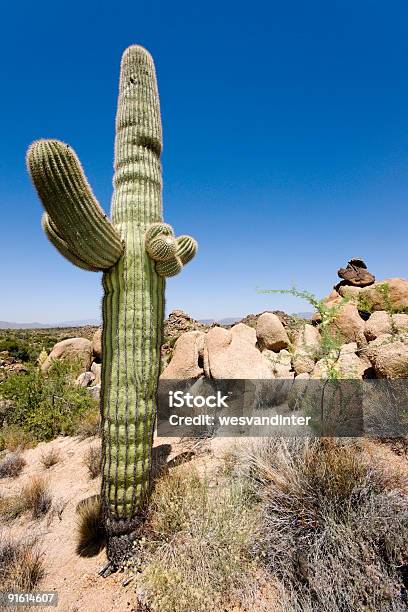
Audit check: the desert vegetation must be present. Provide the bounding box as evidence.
[83,445,101,479]
[0,322,407,609]
[0,475,52,521]
[1,270,407,609]
[237,437,408,611]
[0,359,98,451]
[0,535,45,591]
[87,436,406,612]
[0,452,26,478]
[40,447,61,469]
[0,326,97,366]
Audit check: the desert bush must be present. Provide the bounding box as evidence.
[357,292,375,315]
[0,476,52,521]
[0,452,26,478]
[133,468,259,612]
[0,492,27,521]
[236,437,408,611]
[83,446,101,479]
[40,447,61,469]
[0,536,44,591]
[75,407,100,439]
[23,476,52,519]
[0,360,97,442]
[0,336,31,362]
[75,495,105,557]
[0,424,34,452]
[0,328,77,364]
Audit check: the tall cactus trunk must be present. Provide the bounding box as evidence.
[26,45,197,568]
[101,48,165,559]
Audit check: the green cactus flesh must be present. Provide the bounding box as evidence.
[26,45,197,561]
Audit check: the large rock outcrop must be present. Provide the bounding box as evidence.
[41,338,92,373]
[364,311,408,341]
[204,323,273,379]
[359,278,408,312]
[256,312,290,352]
[161,331,205,380]
[35,269,408,387]
[163,309,208,343]
[365,333,408,378]
[328,303,365,343]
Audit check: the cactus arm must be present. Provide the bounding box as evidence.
[42,213,100,271]
[145,222,197,277]
[176,235,198,265]
[27,140,124,271]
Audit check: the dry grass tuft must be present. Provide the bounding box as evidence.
[236,437,408,612]
[23,476,53,519]
[0,536,45,591]
[0,475,52,521]
[40,447,61,469]
[76,409,100,439]
[132,467,259,612]
[0,452,26,478]
[75,495,106,557]
[83,445,101,479]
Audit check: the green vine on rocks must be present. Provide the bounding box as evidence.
[260,286,350,379]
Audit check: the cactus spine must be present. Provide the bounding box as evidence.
[26,46,197,565]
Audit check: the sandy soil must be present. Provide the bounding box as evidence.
[0,434,220,612]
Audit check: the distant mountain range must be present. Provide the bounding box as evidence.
[0,312,312,330]
[0,319,100,329]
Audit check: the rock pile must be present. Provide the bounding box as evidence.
[163,309,208,342]
[160,264,408,382]
[39,262,408,395]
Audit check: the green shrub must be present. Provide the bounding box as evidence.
[0,329,88,365]
[357,292,375,314]
[260,286,348,379]
[0,361,97,443]
[0,337,31,362]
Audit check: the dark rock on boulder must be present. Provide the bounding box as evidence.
[337,258,375,288]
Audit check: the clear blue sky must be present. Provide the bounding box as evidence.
[1,1,408,323]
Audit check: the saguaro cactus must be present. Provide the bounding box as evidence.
[26,45,197,566]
